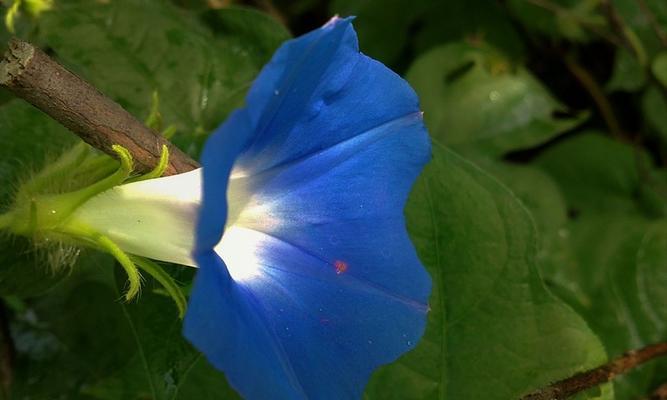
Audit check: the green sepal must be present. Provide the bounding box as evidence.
[1,141,183,303]
[161,125,177,140]
[144,90,163,132]
[4,0,21,33]
[95,233,143,301]
[16,141,90,200]
[127,145,169,183]
[6,145,133,236]
[131,255,187,319]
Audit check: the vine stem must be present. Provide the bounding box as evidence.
[648,382,667,399]
[521,342,667,400]
[600,0,648,66]
[636,0,667,48]
[562,53,624,140]
[0,38,199,175]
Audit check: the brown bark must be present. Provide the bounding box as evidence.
[521,342,667,400]
[649,383,667,400]
[0,38,199,175]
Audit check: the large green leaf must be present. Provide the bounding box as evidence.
[406,42,586,158]
[642,87,667,146]
[565,215,667,399]
[482,162,585,307]
[32,0,288,156]
[607,49,646,92]
[365,144,611,400]
[536,132,664,217]
[535,132,667,398]
[637,222,667,328]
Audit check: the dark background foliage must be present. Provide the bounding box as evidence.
[0,0,665,399]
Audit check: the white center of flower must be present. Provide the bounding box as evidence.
[213,226,263,281]
[69,168,276,282]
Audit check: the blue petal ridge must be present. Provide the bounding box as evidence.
[185,16,432,400]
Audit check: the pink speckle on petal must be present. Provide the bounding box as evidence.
[334,260,348,274]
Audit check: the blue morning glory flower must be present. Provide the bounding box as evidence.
[183,17,432,399]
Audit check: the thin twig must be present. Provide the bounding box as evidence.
[0,38,199,175]
[562,52,624,139]
[520,342,667,400]
[648,382,667,400]
[636,0,667,48]
[600,0,648,66]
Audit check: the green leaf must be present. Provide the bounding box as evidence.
[365,144,611,400]
[651,51,667,88]
[536,131,663,217]
[506,0,606,42]
[8,255,133,399]
[564,215,667,398]
[413,0,524,60]
[637,222,667,328]
[642,86,667,145]
[607,48,646,92]
[33,0,288,156]
[480,162,585,306]
[9,261,238,400]
[201,6,290,67]
[533,132,667,397]
[329,0,430,66]
[406,42,587,158]
[80,268,239,400]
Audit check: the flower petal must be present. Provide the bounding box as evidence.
[196,110,254,250]
[185,16,432,400]
[235,113,431,301]
[235,16,422,175]
[187,224,428,399]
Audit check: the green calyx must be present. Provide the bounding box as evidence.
[0,141,187,316]
[7,144,133,236]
